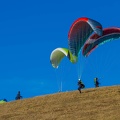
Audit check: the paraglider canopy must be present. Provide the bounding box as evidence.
[50,48,77,68]
[83,27,120,57]
[68,17,102,57]
[0,99,7,104]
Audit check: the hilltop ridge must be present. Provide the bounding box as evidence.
[0,86,120,120]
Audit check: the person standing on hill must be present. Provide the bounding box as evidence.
[94,77,99,88]
[77,79,85,93]
[15,91,22,100]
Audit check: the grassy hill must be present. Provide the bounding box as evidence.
[0,86,120,120]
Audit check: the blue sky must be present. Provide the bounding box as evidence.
[0,0,120,101]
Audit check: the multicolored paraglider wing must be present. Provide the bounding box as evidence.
[82,27,120,57]
[68,17,102,57]
[50,48,77,68]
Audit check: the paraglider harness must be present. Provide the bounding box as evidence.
[94,78,99,87]
[78,80,85,93]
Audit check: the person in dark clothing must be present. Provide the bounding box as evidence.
[94,77,99,88]
[78,79,85,93]
[15,91,22,100]
[3,99,7,102]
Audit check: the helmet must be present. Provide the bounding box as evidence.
[78,79,81,81]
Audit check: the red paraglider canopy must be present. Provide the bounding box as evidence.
[68,17,102,57]
[82,27,120,57]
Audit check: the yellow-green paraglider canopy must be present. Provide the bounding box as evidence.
[0,100,7,104]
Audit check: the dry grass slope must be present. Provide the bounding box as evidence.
[0,86,120,120]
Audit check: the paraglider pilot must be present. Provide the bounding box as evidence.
[94,77,99,88]
[15,91,22,100]
[78,79,85,93]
